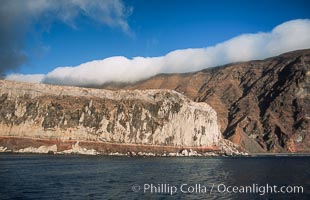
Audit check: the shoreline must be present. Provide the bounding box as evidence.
[0,136,227,157]
[1,151,309,158]
[1,136,309,157]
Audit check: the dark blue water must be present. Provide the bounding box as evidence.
[0,154,309,200]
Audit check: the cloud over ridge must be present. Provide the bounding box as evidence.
[6,19,310,86]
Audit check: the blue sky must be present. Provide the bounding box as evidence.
[16,0,310,74]
[2,0,310,85]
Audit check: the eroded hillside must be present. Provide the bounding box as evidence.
[102,50,310,153]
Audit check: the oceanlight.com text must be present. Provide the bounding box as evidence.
[131,183,304,196]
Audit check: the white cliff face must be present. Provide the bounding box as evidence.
[151,101,220,146]
[0,80,221,147]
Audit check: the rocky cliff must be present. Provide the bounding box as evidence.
[102,49,310,153]
[0,80,239,155]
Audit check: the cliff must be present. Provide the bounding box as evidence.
[102,49,310,153]
[0,80,240,155]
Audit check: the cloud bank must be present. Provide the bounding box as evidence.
[0,0,131,74]
[6,19,310,86]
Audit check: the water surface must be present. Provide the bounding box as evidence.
[0,154,309,199]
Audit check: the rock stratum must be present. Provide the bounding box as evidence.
[103,49,310,153]
[0,80,241,155]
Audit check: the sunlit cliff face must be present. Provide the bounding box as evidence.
[0,80,220,147]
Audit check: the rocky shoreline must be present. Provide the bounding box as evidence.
[0,136,248,157]
[0,148,249,157]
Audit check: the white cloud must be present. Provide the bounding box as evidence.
[6,74,45,83]
[6,19,310,86]
[19,0,131,32]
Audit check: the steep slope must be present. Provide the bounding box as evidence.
[102,49,310,153]
[0,80,237,155]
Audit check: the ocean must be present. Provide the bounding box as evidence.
[0,153,309,199]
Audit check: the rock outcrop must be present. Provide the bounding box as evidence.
[0,80,234,155]
[102,49,310,153]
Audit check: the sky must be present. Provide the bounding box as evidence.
[1,0,310,85]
